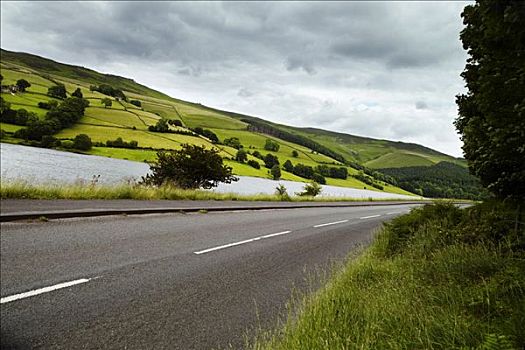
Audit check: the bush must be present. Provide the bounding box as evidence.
[283,160,294,172]
[73,134,92,151]
[297,181,322,197]
[312,173,326,185]
[264,138,280,152]
[47,84,67,99]
[271,164,281,180]
[106,137,138,149]
[61,140,74,149]
[264,153,279,169]
[71,88,83,98]
[224,137,243,149]
[292,150,299,157]
[235,149,248,163]
[130,100,142,107]
[247,159,261,169]
[141,144,238,189]
[16,79,31,92]
[275,184,290,201]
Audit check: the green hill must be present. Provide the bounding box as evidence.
[0,49,466,197]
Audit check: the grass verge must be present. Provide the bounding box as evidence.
[0,181,421,202]
[251,201,525,349]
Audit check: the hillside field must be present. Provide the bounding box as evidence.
[0,49,465,197]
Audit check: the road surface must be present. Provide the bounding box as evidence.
[1,203,418,349]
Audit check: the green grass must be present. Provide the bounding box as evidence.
[365,151,436,168]
[251,202,525,349]
[0,181,422,202]
[0,122,24,133]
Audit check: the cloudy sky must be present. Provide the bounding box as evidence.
[1,1,469,157]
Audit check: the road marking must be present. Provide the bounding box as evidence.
[261,230,291,239]
[359,214,381,219]
[194,231,292,255]
[1,278,92,304]
[313,220,348,228]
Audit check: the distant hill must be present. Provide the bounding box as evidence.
[0,48,471,198]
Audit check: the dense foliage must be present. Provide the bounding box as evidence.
[105,137,138,149]
[47,84,67,99]
[243,118,347,163]
[141,144,238,189]
[455,0,525,200]
[90,84,127,101]
[192,127,219,143]
[264,138,280,152]
[381,161,487,199]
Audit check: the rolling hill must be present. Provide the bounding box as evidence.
[0,49,469,197]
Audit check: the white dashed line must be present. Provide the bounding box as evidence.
[359,214,381,219]
[194,231,291,255]
[1,278,92,304]
[313,220,349,228]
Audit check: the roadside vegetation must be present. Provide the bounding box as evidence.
[0,181,421,202]
[251,202,524,349]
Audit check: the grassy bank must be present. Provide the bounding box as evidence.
[0,181,419,202]
[252,202,525,349]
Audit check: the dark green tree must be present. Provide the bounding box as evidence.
[101,98,112,108]
[72,88,83,98]
[264,138,280,152]
[270,164,281,180]
[283,159,294,172]
[292,150,299,157]
[16,79,31,92]
[142,144,238,189]
[47,84,67,99]
[235,148,248,163]
[264,153,279,169]
[455,0,525,200]
[73,134,92,150]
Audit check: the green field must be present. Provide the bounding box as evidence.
[365,151,436,168]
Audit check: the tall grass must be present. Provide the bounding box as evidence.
[251,202,525,349]
[0,181,418,202]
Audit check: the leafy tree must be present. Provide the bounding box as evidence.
[16,79,31,92]
[130,100,142,107]
[292,150,299,157]
[224,137,243,149]
[247,159,260,169]
[101,98,112,108]
[149,118,169,132]
[252,150,264,160]
[235,148,248,163]
[142,144,238,189]
[270,164,281,180]
[264,153,279,169]
[71,88,83,98]
[264,138,280,152]
[283,159,294,172]
[275,184,290,200]
[47,84,67,99]
[312,173,326,185]
[0,97,11,115]
[73,134,92,150]
[455,0,525,200]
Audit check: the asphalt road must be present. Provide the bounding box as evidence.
[1,204,418,349]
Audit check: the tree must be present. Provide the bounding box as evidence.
[264,138,280,152]
[72,88,83,98]
[149,118,169,132]
[247,159,260,169]
[455,0,525,200]
[47,84,67,99]
[235,148,248,163]
[130,99,142,107]
[101,98,112,108]
[270,164,281,180]
[73,134,92,150]
[264,153,279,169]
[16,79,31,92]
[312,173,326,185]
[142,144,238,189]
[292,150,299,157]
[283,159,294,172]
[224,137,242,149]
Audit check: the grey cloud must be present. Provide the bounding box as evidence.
[415,101,428,110]
[0,1,469,156]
